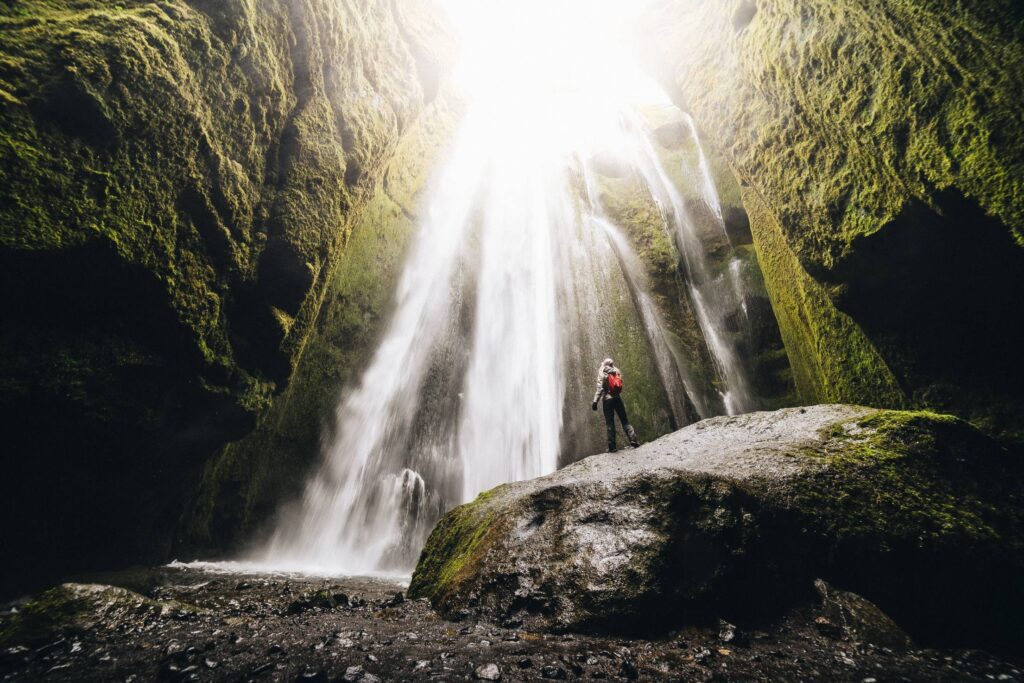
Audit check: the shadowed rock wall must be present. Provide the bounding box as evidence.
[644,0,1024,446]
[0,0,449,595]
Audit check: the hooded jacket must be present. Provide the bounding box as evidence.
[592,363,623,405]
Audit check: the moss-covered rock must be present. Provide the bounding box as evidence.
[0,0,450,594]
[0,583,196,647]
[409,405,1023,649]
[643,0,1024,446]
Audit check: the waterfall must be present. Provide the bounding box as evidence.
[254,2,763,576]
[595,215,693,428]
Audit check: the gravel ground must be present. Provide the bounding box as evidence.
[1,565,1020,682]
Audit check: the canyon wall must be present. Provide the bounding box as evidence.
[645,0,1024,447]
[0,0,449,593]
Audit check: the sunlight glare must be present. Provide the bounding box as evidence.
[436,0,667,108]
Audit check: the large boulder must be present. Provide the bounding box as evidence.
[409,405,1023,649]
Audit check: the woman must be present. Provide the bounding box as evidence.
[591,358,640,453]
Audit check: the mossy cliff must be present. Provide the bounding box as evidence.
[178,92,459,554]
[643,0,1024,447]
[0,0,450,594]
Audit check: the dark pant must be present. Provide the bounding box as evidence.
[603,396,638,451]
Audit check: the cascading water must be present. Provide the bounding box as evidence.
[255,0,764,576]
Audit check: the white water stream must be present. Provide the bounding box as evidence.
[252,1,761,576]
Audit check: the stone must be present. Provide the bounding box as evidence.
[718,620,748,647]
[474,663,501,680]
[814,579,913,651]
[540,664,567,679]
[410,406,1023,648]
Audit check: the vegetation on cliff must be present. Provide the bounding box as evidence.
[645,0,1024,447]
[0,0,448,593]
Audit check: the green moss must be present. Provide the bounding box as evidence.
[0,583,196,647]
[743,186,905,407]
[180,94,457,550]
[0,586,90,647]
[0,0,449,587]
[647,0,1023,438]
[789,410,1010,547]
[407,486,506,603]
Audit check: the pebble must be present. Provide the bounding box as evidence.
[475,662,501,680]
[541,664,567,679]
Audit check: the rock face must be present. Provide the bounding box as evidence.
[176,90,458,556]
[0,1,449,594]
[643,1,1024,447]
[409,405,1023,649]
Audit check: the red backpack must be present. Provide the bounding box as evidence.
[607,371,623,396]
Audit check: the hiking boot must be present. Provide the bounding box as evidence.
[626,425,640,448]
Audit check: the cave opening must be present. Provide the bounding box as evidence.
[834,190,1024,448]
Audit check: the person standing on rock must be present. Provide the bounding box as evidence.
[591,358,640,452]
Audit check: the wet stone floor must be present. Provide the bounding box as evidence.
[1,566,1020,682]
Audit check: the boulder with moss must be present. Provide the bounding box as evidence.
[0,583,196,647]
[409,405,1023,649]
[643,1,1024,447]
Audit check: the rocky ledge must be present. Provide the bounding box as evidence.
[409,406,1023,652]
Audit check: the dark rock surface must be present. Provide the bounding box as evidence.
[813,579,912,652]
[410,406,1023,650]
[0,0,450,596]
[1,566,1020,682]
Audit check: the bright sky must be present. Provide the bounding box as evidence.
[432,0,668,107]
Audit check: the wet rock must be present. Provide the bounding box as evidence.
[286,590,340,615]
[0,584,194,647]
[718,620,749,647]
[342,665,365,681]
[814,579,913,651]
[410,406,1023,643]
[540,664,567,679]
[474,662,501,680]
